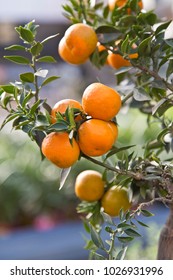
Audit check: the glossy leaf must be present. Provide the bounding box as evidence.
[20,72,34,83]
[31,42,43,56]
[117,236,134,243]
[59,167,71,190]
[124,228,141,237]
[0,85,16,94]
[20,27,34,42]
[37,56,56,63]
[90,224,105,250]
[4,55,30,65]
[116,246,128,260]
[5,44,26,51]
[141,209,154,217]
[41,33,59,44]
[41,76,60,87]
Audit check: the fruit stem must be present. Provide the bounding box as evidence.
[108,230,117,260]
[122,92,133,105]
[31,56,39,102]
[82,154,136,178]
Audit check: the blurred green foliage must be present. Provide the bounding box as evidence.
[0,129,103,227]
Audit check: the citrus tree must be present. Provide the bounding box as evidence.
[1,0,173,260]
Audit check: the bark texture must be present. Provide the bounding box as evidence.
[157,204,173,260]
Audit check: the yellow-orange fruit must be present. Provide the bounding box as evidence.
[41,132,80,168]
[75,170,105,202]
[58,23,98,65]
[51,99,83,123]
[77,118,117,157]
[82,82,121,121]
[101,185,132,216]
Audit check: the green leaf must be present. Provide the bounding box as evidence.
[166,59,173,79]
[117,236,134,243]
[137,220,149,228]
[121,35,129,54]
[0,113,20,129]
[157,127,170,143]
[19,27,34,43]
[138,36,152,56]
[36,56,56,63]
[4,55,30,65]
[105,145,135,159]
[41,76,60,87]
[155,20,171,36]
[114,67,132,75]
[31,42,43,56]
[20,72,34,83]
[96,26,121,44]
[59,167,71,190]
[48,122,69,132]
[21,92,33,107]
[41,33,59,44]
[0,85,16,94]
[133,88,151,101]
[34,130,46,152]
[35,114,49,128]
[152,98,172,116]
[5,44,26,51]
[165,39,173,48]
[90,224,105,250]
[30,99,44,114]
[124,228,141,237]
[141,209,154,217]
[103,5,109,19]
[116,246,128,260]
[92,252,106,260]
[117,222,132,230]
[101,211,114,225]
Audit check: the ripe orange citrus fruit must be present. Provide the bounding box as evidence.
[108,0,143,12]
[108,121,118,139]
[41,132,80,168]
[107,52,131,69]
[58,23,98,65]
[77,118,118,157]
[74,170,105,202]
[101,185,132,216]
[82,82,121,121]
[51,99,83,123]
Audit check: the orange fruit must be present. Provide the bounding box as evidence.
[97,42,106,52]
[82,82,121,121]
[108,0,143,12]
[97,43,109,65]
[129,52,138,59]
[51,99,83,124]
[101,185,132,216]
[77,118,117,157]
[58,23,98,65]
[41,132,80,168]
[74,170,105,202]
[107,52,131,69]
[108,121,118,139]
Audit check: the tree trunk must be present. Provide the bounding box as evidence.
[157,204,173,260]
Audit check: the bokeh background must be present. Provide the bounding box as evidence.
[0,0,172,259]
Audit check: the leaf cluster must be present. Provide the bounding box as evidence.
[82,206,154,260]
[0,20,61,149]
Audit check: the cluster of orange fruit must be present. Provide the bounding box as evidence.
[41,82,121,169]
[108,0,143,13]
[75,169,131,216]
[58,0,142,69]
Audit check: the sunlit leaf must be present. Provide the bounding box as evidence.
[59,167,71,190]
